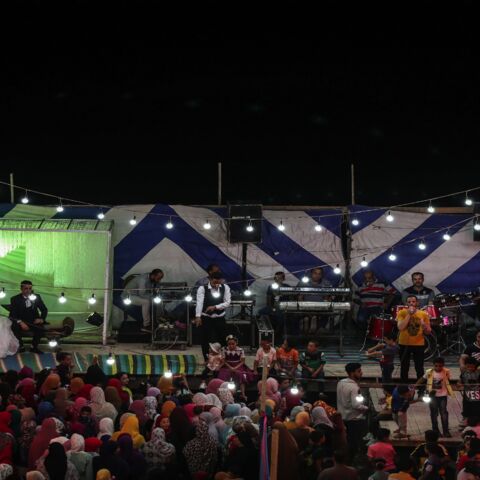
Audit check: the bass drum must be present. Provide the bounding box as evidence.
[423,331,438,361]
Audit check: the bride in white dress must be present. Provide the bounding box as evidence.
[0,315,19,358]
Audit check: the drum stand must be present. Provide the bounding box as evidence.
[439,310,466,356]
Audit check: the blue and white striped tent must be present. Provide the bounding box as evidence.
[0,203,479,327]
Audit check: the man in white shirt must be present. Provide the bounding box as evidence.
[337,362,369,459]
[195,263,221,287]
[195,272,231,360]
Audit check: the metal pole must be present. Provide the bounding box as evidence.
[9,173,14,203]
[102,231,112,346]
[351,164,355,205]
[218,162,222,206]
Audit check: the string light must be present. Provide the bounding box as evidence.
[422,393,432,403]
[203,220,211,230]
[427,202,435,213]
[301,274,309,283]
[153,294,162,304]
[58,292,67,304]
[28,292,37,301]
[212,290,221,299]
[164,370,173,378]
[355,391,364,403]
[227,379,236,390]
[56,199,64,212]
[244,288,252,297]
[277,220,285,231]
[465,192,473,206]
[443,231,451,241]
[184,294,193,302]
[360,257,368,268]
[333,264,341,275]
[290,384,299,395]
[129,216,137,226]
[351,218,360,226]
[271,282,279,290]
[388,251,397,261]
[106,353,115,365]
[48,339,58,348]
[166,217,174,229]
[0,288,5,299]
[21,191,29,204]
[386,211,394,222]
[88,293,97,305]
[97,211,105,220]
[418,239,427,250]
[314,223,323,232]
[123,295,132,305]
[474,218,480,231]
[246,221,254,232]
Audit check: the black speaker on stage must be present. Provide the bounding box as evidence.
[475,204,480,242]
[227,204,262,243]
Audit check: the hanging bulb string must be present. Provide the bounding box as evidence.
[1,178,480,223]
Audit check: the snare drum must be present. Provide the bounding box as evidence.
[368,314,396,340]
[392,305,407,319]
[422,305,441,320]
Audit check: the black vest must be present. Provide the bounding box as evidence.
[202,284,226,316]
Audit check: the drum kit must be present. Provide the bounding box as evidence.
[363,292,475,359]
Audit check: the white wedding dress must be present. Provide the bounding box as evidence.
[0,315,19,358]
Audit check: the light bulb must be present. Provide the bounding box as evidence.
[418,241,427,250]
[58,292,67,304]
[203,220,211,230]
[97,212,105,220]
[88,294,97,305]
[212,290,221,299]
[244,289,252,297]
[56,205,64,212]
[388,253,397,261]
[290,385,299,395]
[360,257,368,268]
[465,193,473,206]
[277,221,285,231]
[227,380,236,390]
[0,288,5,299]
[48,339,58,348]
[129,216,137,226]
[21,192,29,204]
[352,218,360,226]
[184,294,193,302]
[427,204,435,213]
[333,265,341,275]
[443,232,451,241]
[166,220,174,229]
[28,293,37,301]
[474,223,480,232]
[314,224,323,232]
[153,295,162,304]
[246,222,254,232]
[106,354,115,366]
[164,370,173,379]
[301,275,309,283]
[386,211,394,222]
[422,393,432,403]
[123,296,132,305]
[271,282,279,290]
[355,393,364,403]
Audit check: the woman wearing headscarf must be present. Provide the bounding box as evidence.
[222,403,241,445]
[40,374,61,401]
[85,359,107,389]
[104,387,122,413]
[160,400,176,418]
[77,385,93,401]
[84,437,102,454]
[19,382,37,409]
[157,375,173,396]
[199,411,219,443]
[271,422,300,480]
[38,401,55,423]
[146,387,160,398]
[92,442,129,480]
[128,400,147,426]
[183,421,218,478]
[284,405,305,430]
[69,378,85,399]
[209,407,227,440]
[8,408,22,439]
[205,393,222,409]
[143,396,157,420]
[167,407,193,475]
[116,434,147,480]
[54,389,73,420]
[29,418,62,469]
[19,365,34,381]
[95,470,111,480]
[0,411,14,480]
[206,378,224,396]
[192,392,208,406]
[290,411,313,451]
[311,406,335,455]
[141,427,175,469]
[97,418,114,441]
[217,387,234,407]
[106,379,129,408]
[67,434,93,480]
[111,415,145,449]
[19,407,37,465]
[37,442,79,480]
[89,387,117,422]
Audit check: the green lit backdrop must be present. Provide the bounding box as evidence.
[0,219,112,342]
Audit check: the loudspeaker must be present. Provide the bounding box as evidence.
[227,204,262,243]
[475,204,480,242]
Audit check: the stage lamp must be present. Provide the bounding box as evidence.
[106,353,115,366]
[153,295,162,304]
[277,220,285,231]
[203,220,211,230]
[58,292,67,304]
[48,338,58,348]
[386,211,394,222]
[123,295,132,305]
[88,294,97,305]
[360,257,369,268]
[0,288,5,299]
[129,216,137,226]
[164,370,173,379]
[333,264,341,275]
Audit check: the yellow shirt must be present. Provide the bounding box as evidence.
[388,473,415,480]
[397,309,430,346]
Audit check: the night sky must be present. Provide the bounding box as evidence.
[2,20,479,208]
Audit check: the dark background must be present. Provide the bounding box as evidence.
[2,13,479,207]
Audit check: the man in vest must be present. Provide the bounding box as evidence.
[416,357,453,437]
[195,272,231,361]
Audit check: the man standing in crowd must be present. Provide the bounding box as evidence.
[401,272,435,308]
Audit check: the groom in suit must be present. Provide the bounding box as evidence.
[9,280,48,354]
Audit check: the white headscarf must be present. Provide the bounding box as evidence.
[311,406,333,429]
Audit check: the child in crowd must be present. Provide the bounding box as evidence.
[201,342,222,379]
[299,340,326,402]
[387,456,415,480]
[458,357,480,427]
[416,357,453,437]
[366,332,399,385]
[391,385,415,439]
[411,430,450,472]
[276,337,299,378]
[78,406,97,438]
[253,336,277,375]
[368,458,388,480]
[367,428,397,473]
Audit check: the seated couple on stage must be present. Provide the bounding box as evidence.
[0,280,48,357]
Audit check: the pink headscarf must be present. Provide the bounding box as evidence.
[183,403,197,422]
[206,378,223,395]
